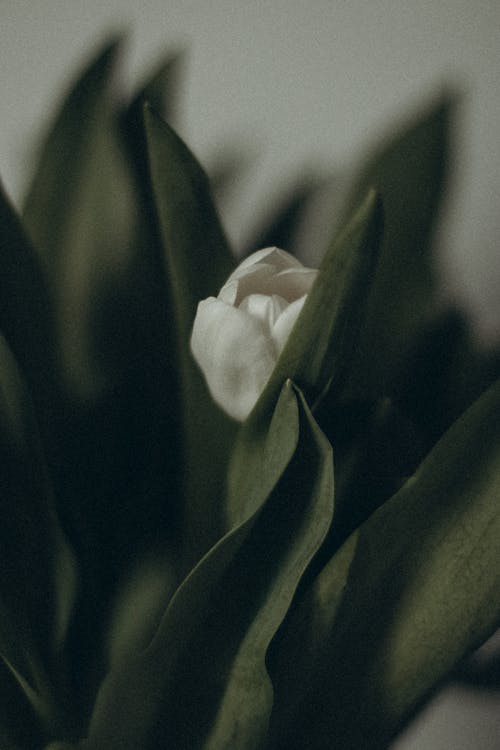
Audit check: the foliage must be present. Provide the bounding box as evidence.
[0,37,499,749]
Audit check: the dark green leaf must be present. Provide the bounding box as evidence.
[207,145,255,205]
[0,729,24,750]
[79,381,334,750]
[244,173,324,257]
[128,51,184,128]
[254,188,382,421]
[0,661,44,749]
[120,51,185,194]
[23,38,121,274]
[267,376,500,750]
[226,376,299,526]
[20,39,183,687]
[342,95,453,398]
[0,336,76,736]
[0,183,58,442]
[395,309,500,447]
[144,104,237,564]
[103,552,179,670]
[22,36,138,400]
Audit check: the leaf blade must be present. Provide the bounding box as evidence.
[255,188,383,419]
[0,336,77,735]
[144,104,237,563]
[343,94,453,397]
[268,376,500,749]
[80,381,334,750]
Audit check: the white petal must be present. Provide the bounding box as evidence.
[220,264,275,305]
[239,293,288,333]
[270,267,318,302]
[226,246,302,282]
[190,297,277,421]
[218,279,239,305]
[271,295,307,353]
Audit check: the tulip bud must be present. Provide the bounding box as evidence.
[190,247,318,421]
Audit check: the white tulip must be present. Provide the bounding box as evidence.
[190,247,318,421]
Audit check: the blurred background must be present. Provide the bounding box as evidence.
[1,1,499,747]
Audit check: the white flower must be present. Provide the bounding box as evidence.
[190,247,318,421]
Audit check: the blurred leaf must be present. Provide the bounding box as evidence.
[0,661,43,749]
[454,629,500,691]
[120,51,184,193]
[207,145,255,204]
[144,104,237,565]
[343,95,453,398]
[254,188,382,421]
[315,396,426,562]
[23,37,122,279]
[267,376,500,750]
[244,174,323,256]
[0,336,77,736]
[79,381,333,750]
[104,552,178,670]
[130,51,184,124]
[0,183,58,440]
[0,728,24,750]
[23,36,137,400]
[395,309,500,446]
[80,380,298,747]
[19,38,186,702]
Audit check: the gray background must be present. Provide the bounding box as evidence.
[2,1,500,747]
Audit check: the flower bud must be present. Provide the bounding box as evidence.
[190,247,318,421]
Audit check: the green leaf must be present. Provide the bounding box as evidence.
[254,188,382,421]
[23,37,122,277]
[79,380,298,747]
[342,95,453,398]
[20,33,184,659]
[120,51,185,197]
[79,381,333,750]
[0,336,77,736]
[144,104,237,564]
[396,309,500,447]
[0,183,58,440]
[0,661,44,749]
[104,552,179,671]
[22,36,139,400]
[267,376,500,750]
[127,51,184,129]
[226,374,299,526]
[0,728,24,750]
[244,173,323,256]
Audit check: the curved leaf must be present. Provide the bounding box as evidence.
[254,188,382,421]
[0,661,44,749]
[267,376,500,749]
[226,374,299,527]
[79,381,333,750]
[0,183,58,441]
[244,174,323,257]
[23,37,122,277]
[19,37,186,678]
[144,104,237,564]
[343,94,453,398]
[0,336,77,736]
